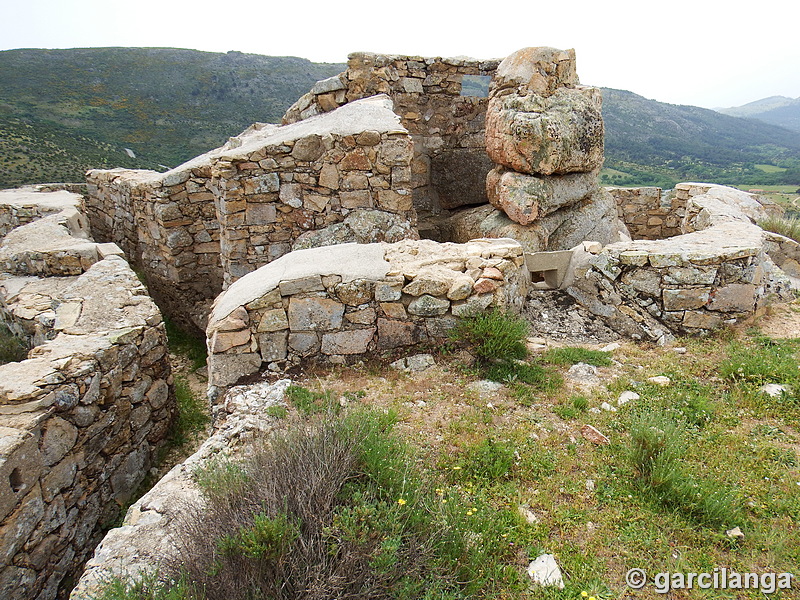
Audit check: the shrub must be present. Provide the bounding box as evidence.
[166,409,528,600]
[96,572,191,600]
[449,308,528,364]
[0,322,28,366]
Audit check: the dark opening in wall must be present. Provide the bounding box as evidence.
[460,75,491,97]
[9,467,24,492]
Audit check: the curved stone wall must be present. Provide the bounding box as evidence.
[206,238,528,390]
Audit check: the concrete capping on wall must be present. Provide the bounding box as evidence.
[0,188,175,600]
[206,238,528,391]
[567,184,799,342]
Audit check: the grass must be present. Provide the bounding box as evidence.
[126,409,536,599]
[0,322,28,366]
[754,164,788,174]
[758,215,800,244]
[98,322,800,599]
[164,316,207,372]
[541,347,612,367]
[169,375,210,446]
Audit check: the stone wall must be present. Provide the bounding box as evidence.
[85,96,417,331]
[0,188,175,600]
[608,186,684,240]
[85,161,224,331]
[210,96,416,286]
[566,184,797,342]
[205,238,527,390]
[283,53,501,236]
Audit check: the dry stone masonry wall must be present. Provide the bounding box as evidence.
[0,187,175,600]
[608,186,684,240]
[283,53,500,235]
[210,96,417,285]
[566,184,798,342]
[86,97,417,331]
[205,238,527,390]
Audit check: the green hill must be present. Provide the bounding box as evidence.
[1,48,798,191]
[599,88,800,188]
[0,48,344,188]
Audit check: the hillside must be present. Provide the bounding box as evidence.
[0,48,344,188]
[599,88,800,188]
[717,95,800,132]
[1,48,799,190]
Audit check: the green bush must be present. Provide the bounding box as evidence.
[96,572,191,600]
[0,322,28,366]
[158,409,529,600]
[450,308,528,364]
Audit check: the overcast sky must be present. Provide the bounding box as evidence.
[2,0,798,109]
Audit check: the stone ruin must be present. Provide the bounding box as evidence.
[1,46,800,599]
[0,186,175,599]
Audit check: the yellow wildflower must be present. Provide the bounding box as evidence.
[397,498,407,506]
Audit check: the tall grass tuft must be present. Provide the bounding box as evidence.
[627,411,744,528]
[759,215,800,244]
[449,308,529,364]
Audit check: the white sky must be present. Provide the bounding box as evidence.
[2,0,799,109]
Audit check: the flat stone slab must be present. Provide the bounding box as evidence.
[222,95,406,161]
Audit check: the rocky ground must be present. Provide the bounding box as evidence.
[521,289,619,344]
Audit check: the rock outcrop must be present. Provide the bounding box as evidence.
[449,47,627,252]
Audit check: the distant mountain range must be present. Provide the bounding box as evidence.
[716,96,800,132]
[0,47,798,190]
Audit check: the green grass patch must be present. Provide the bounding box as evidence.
[626,410,744,528]
[284,384,337,415]
[754,164,787,173]
[169,375,210,446]
[0,322,28,366]
[164,316,207,371]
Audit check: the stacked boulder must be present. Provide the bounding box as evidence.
[449,47,626,252]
